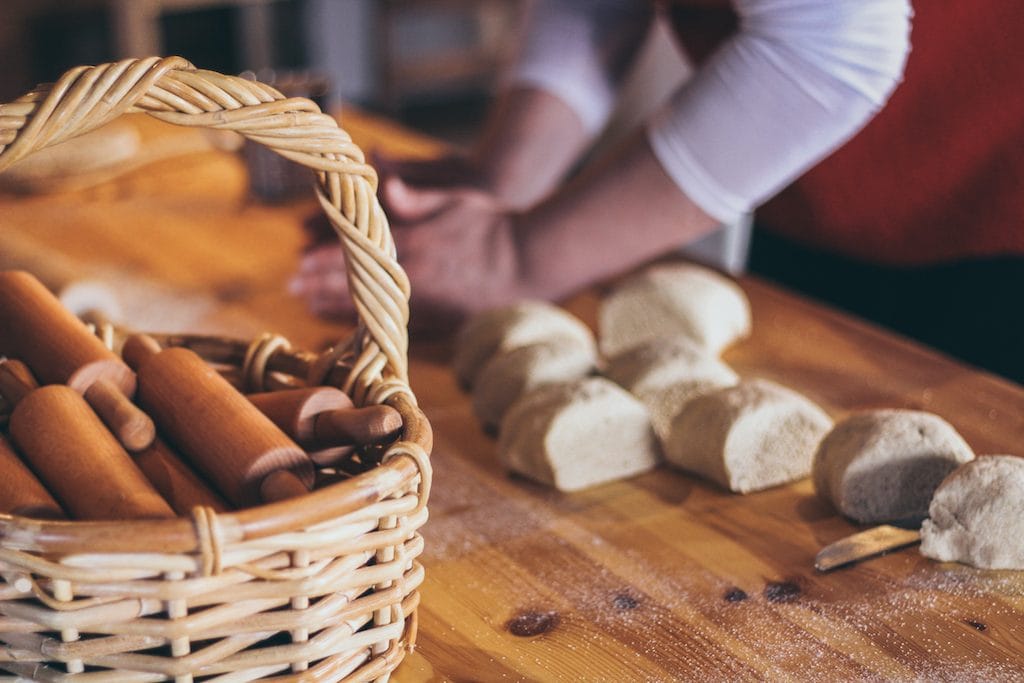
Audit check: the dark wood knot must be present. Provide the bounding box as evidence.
[764,580,801,603]
[507,610,560,637]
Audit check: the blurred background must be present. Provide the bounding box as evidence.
[0,0,690,149]
[0,0,500,144]
[0,0,510,145]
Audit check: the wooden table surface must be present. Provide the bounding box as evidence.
[1,112,1022,682]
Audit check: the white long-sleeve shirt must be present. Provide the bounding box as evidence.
[511,0,913,224]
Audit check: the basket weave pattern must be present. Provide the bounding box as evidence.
[0,57,432,681]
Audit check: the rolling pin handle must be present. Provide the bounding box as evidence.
[84,378,157,452]
[311,405,403,449]
[0,359,39,406]
[121,334,163,371]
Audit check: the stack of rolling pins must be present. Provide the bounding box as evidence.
[0,270,403,520]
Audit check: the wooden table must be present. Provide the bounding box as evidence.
[2,112,1022,681]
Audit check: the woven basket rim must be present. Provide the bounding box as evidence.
[0,393,429,555]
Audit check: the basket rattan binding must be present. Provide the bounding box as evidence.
[0,57,432,682]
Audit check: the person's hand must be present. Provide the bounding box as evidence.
[288,242,353,320]
[372,150,492,221]
[290,178,524,334]
[392,180,523,330]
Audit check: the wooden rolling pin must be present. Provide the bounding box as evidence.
[0,270,155,452]
[133,439,230,515]
[0,435,64,519]
[2,357,224,515]
[0,360,174,520]
[247,387,403,464]
[122,335,314,506]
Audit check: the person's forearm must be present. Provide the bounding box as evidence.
[472,87,591,210]
[479,0,654,209]
[514,132,719,300]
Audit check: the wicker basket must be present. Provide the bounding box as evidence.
[0,57,432,681]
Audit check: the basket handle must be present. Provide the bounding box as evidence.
[0,56,410,400]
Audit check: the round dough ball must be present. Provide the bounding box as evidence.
[453,301,596,389]
[921,455,1024,570]
[498,377,660,492]
[664,379,832,493]
[812,410,975,524]
[472,338,596,431]
[604,336,738,440]
[598,263,751,357]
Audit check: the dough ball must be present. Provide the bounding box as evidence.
[598,263,751,357]
[604,336,738,394]
[812,410,975,524]
[604,336,738,440]
[664,379,832,493]
[453,301,596,389]
[921,455,1024,570]
[472,338,597,431]
[498,377,660,492]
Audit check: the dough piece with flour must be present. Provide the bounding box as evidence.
[920,455,1024,570]
[664,379,832,493]
[599,263,751,357]
[472,339,596,430]
[453,301,596,389]
[497,377,659,492]
[812,410,975,524]
[604,336,738,440]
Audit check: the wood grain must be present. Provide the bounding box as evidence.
[0,111,1021,680]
